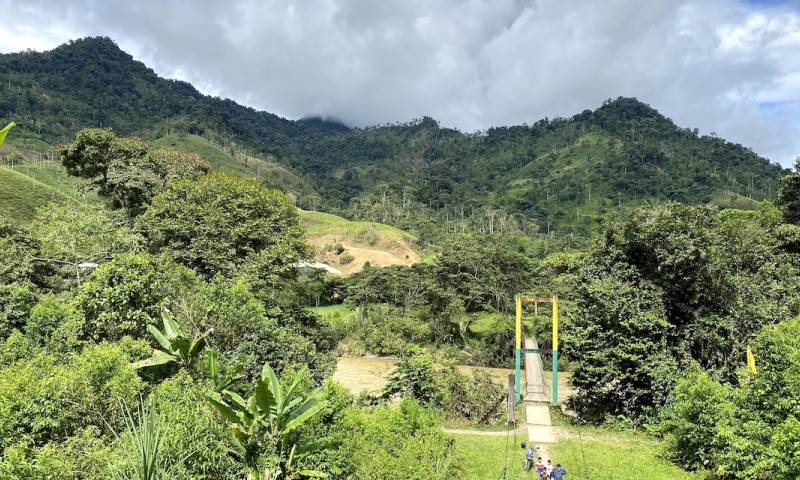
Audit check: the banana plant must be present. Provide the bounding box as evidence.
[133,309,209,370]
[207,347,244,392]
[207,363,327,480]
[0,122,15,147]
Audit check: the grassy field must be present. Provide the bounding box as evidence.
[451,432,527,480]
[152,133,314,197]
[299,209,415,245]
[0,165,87,221]
[309,304,357,332]
[300,210,419,274]
[452,430,699,480]
[551,430,701,480]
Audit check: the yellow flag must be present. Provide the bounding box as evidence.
[0,122,16,147]
[746,345,756,373]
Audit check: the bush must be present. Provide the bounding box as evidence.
[464,316,515,367]
[75,253,200,341]
[340,252,355,265]
[139,172,308,278]
[0,342,143,448]
[346,306,431,356]
[0,283,37,340]
[26,294,84,352]
[146,372,239,479]
[656,366,733,470]
[334,243,345,255]
[657,317,800,478]
[338,399,456,480]
[382,353,505,423]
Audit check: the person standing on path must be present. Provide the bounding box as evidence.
[524,445,535,471]
[551,464,567,480]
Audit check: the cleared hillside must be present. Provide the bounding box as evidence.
[299,210,419,275]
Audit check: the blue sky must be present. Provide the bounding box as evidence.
[1,0,799,166]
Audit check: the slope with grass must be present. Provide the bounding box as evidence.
[0,164,86,221]
[300,209,419,274]
[152,132,317,201]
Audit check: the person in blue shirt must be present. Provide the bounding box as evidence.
[524,446,535,471]
[551,463,567,480]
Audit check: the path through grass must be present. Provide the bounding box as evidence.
[452,429,699,480]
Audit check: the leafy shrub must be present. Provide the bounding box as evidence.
[355,228,379,246]
[383,353,505,422]
[464,316,515,367]
[146,372,239,479]
[346,306,431,356]
[340,252,355,265]
[0,442,74,480]
[0,283,37,340]
[657,317,800,478]
[656,366,733,470]
[75,253,200,341]
[0,341,143,448]
[139,172,308,278]
[338,399,456,480]
[25,294,84,352]
[334,243,345,255]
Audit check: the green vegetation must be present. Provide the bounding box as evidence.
[299,209,414,246]
[452,430,698,480]
[550,432,701,480]
[555,203,799,422]
[0,166,83,221]
[3,35,800,480]
[207,363,327,480]
[0,37,787,239]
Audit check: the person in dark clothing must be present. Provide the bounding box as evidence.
[551,464,567,480]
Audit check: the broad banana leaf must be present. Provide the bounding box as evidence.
[132,350,177,369]
[255,378,278,414]
[161,310,180,339]
[207,392,242,425]
[262,363,284,409]
[0,122,15,147]
[296,471,329,478]
[282,389,326,435]
[147,324,175,353]
[284,366,308,401]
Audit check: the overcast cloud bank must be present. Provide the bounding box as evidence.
[1,0,799,165]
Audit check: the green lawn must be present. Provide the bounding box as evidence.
[452,430,699,480]
[309,304,357,336]
[451,432,527,480]
[552,431,701,480]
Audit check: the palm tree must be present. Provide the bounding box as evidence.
[207,363,327,480]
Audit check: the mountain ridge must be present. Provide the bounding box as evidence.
[0,36,789,236]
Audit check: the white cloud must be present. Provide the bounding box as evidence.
[0,0,798,165]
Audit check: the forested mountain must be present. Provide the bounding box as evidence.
[0,37,788,236]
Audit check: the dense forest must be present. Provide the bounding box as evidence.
[0,37,788,238]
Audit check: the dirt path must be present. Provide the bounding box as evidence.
[332,356,513,395]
